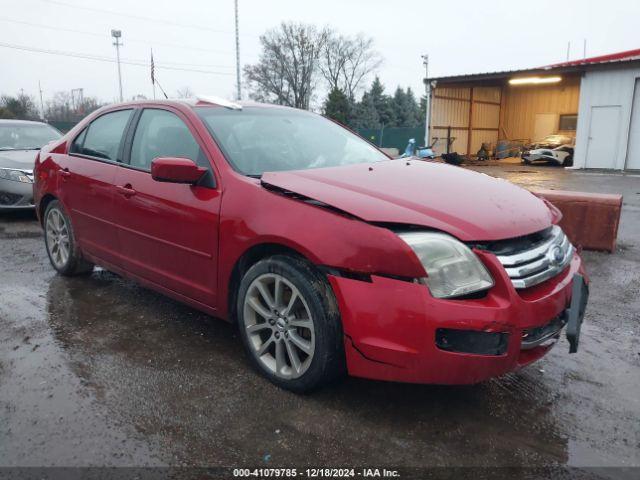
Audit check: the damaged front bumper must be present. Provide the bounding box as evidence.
[328,250,588,385]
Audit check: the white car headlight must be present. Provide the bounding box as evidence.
[0,168,32,183]
[398,231,494,299]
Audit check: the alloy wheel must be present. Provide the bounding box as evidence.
[243,273,315,379]
[46,208,70,269]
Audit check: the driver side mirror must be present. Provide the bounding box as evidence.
[151,157,207,184]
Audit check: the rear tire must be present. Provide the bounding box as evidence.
[44,200,94,276]
[236,254,345,393]
[563,155,574,167]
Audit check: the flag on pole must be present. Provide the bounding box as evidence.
[150,49,155,85]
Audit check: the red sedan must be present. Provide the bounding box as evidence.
[33,97,588,392]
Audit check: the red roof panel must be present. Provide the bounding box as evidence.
[543,48,640,68]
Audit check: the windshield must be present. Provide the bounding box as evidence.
[0,123,62,151]
[197,106,388,176]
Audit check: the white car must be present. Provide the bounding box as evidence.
[522,144,574,167]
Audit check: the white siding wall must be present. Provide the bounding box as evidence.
[574,66,640,169]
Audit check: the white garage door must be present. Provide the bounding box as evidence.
[586,106,620,169]
[626,79,640,170]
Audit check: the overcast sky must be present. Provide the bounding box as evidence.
[1,0,639,108]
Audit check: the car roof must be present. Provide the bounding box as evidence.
[103,97,295,112]
[0,119,51,126]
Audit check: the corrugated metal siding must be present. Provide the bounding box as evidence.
[473,103,500,128]
[431,86,470,154]
[436,87,471,100]
[432,97,469,127]
[430,86,500,155]
[501,76,581,141]
[474,86,501,103]
[574,66,640,169]
[471,130,499,153]
[432,127,468,154]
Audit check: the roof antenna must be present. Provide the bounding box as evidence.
[583,39,587,59]
[566,41,571,61]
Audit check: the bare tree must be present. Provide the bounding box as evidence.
[319,32,351,93]
[45,91,101,122]
[0,93,40,120]
[244,22,327,109]
[339,34,382,100]
[176,86,194,99]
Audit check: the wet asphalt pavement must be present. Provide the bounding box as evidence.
[0,165,639,476]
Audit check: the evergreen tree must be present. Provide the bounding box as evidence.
[350,92,380,130]
[404,87,422,127]
[323,88,352,126]
[392,87,421,127]
[419,94,428,126]
[392,87,408,126]
[368,77,396,127]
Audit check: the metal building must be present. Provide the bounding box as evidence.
[425,48,640,170]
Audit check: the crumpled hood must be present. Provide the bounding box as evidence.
[0,150,38,171]
[261,160,554,241]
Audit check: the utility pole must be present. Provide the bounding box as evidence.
[111,29,124,102]
[38,81,45,120]
[234,0,241,101]
[422,54,431,147]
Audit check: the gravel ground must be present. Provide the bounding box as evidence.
[0,165,638,478]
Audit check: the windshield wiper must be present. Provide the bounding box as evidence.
[246,174,262,179]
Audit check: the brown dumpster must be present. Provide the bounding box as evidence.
[534,189,623,253]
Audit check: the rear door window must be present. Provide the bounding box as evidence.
[73,109,132,161]
[129,109,206,171]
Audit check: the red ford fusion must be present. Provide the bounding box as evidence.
[33,97,588,392]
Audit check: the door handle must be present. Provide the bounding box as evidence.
[116,185,136,197]
[60,168,71,179]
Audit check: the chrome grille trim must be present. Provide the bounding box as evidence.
[496,226,574,289]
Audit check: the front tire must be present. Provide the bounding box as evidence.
[236,255,345,392]
[44,200,94,276]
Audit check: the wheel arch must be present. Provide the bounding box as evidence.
[226,242,319,325]
[38,194,58,225]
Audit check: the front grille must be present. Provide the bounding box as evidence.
[435,328,509,355]
[0,192,22,205]
[493,226,574,289]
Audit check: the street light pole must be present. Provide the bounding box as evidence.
[111,29,124,102]
[234,0,241,101]
[422,54,431,147]
[38,80,45,121]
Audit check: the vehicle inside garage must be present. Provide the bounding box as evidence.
[425,48,640,170]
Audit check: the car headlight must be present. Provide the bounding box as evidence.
[0,168,33,183]
[398,231,494,299]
